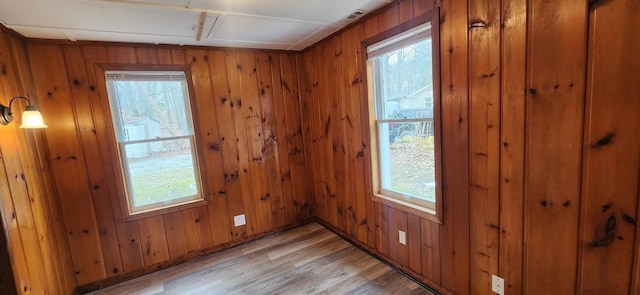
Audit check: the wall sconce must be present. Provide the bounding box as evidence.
[0,96,48,129]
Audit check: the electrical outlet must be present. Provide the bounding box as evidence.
[233,214,246,227]
[398,230,406,245]
[492,275,505,295]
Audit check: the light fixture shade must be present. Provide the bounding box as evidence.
[19,105,48,128]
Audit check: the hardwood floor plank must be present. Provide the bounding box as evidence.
[87,223,434,295]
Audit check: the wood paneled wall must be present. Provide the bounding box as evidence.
[0,29,76,294]
[299,0,468,294]
[25,43,310,287]
[300,0,640,294]
[2,0,638,293]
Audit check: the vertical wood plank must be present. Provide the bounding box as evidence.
[268,53,296,228]
[375,203,389,257]
[378,4,400,32]
[0,36,46,294]
[523,1,588,293]
[499,0,527,293]
[237,52,271,235]
[163,212,188,258]
[302,47,326,222]
[578,0,640,293]
[28,43,107,285]
[186,49,227,247]
[364,17,379,39]
[135,47,158,64]
[331,35,349,234]
[438,0,471,292]
[342,26,368,244]
[0,152,32,294]
[354,24,373,246]
[224,51,259,238]
[317,41,339,227]
[413,0,436,17]
[388,207,408,267]
[255,52,287,229]
[468,0,501,293]
[399,0,413,23]
[137,216,170,265]
[421,219,441,284]
[407,214,422,274]
[180,209,201,254]
[280,53,309,222]
[62,45,123,277]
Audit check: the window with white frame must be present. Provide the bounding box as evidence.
[105,71,203,215]
[367,20,441,215]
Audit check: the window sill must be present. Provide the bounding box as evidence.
[122,198,209,222]
[372,194,442,224]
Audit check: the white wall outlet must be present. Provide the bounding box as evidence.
[233,214,246,227]
[398,230,406,245]
[492,274,505,295]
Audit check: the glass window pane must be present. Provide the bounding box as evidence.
[378,121,436,203]
[109,78,192,141]
[123,138,199,208]
[373,38,434,121]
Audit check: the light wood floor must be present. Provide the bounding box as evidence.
[87,223,436,295]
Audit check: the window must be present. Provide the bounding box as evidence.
[366,12,442,218]
[105,70,203,216]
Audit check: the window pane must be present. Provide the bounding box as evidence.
[109,77,192,141]
[373,38,433,121]
[368,19,439,214]
[379,121,436,203]
[123,137,199,208]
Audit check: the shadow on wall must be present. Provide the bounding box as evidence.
[0,218,17,295]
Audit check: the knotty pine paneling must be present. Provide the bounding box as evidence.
[498,0,527,293]
[25,43,310,287]
[0,28,76,294]
[1,0,637,293]
[468,0,501,293]
[299,1,463,293]
[523,1,588,293]
[578,0,640,293]
[300,0,638,294]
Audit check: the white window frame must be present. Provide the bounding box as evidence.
[105,69,205,217]
[365,10,442,221]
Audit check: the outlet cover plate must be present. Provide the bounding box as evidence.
[492,274,504,295]
[234,214,246,227]
[399,230,406,245]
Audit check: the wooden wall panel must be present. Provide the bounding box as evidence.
[1,0,636,293]
[468,0,501,293]
[28,43,107,285]
[523,1,588,294]
[437,0,470,292]
[0,28,76,295]
[299,1,468,294]
[578,0,640,293]
[255,52,287,229]
[23,43,309,288]
[280,54,310,222]
[498,0,527,293]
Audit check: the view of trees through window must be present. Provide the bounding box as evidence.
[371,28,437,206]
[106,71,200,211]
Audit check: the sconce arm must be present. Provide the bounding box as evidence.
[0,96,34,125]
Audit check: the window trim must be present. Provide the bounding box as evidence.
[96,64,209,221]
[363,8,443,223]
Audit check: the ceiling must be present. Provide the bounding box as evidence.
[0,0,391,51]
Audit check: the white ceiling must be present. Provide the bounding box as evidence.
[0,0,391,50]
